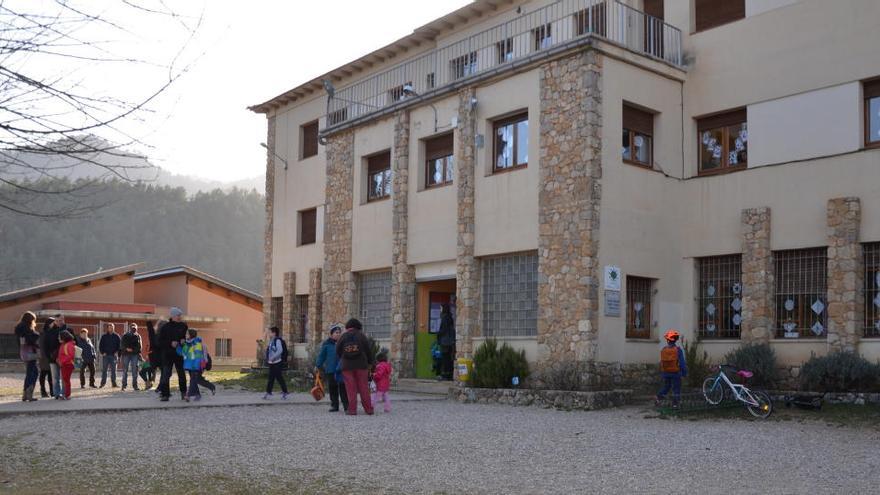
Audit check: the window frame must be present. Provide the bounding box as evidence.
[298,208,317,246]
[697,109,748,176]
[424,133,454,189]
[694,0,745,33]
[388,81,411,103]
[864,79,880,149]
[532,23,552,51]
[773,247,828,339]
[864,242,880,338]
[366,150,392,202]
[450,51,477,80]
[626,276,654,339]
[214,338,232,358]
[300,120,319,160]
[496,38,514,65]
[622,104,654,169]
[492,112,529,174]
[574,4,607,37]
[696,254,743,340]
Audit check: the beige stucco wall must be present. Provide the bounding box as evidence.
[185,283,262,365]
[133,277,188,310]
[0,277,136,326]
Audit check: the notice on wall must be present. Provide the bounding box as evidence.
[604,265,621,291]
[605,290,621,317]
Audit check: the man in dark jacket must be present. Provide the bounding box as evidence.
[98,323,121,388]
[156,307,188,401]
[335,318,374,416]
[44,315,67,398]
[76,329,97,388]
[120,323,143,391]
[437,304,456,381]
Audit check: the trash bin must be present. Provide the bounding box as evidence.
[456,357,473,382]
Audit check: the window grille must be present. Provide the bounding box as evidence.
[294,295,309,343]
[864,242,880,337]
[696,255,742,339]
[626,276,654,339]
[358,271,392,339]
[774,248,827,339]
[482,252,538,337]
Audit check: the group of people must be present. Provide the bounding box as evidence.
[264,318,393,415]
[15,312,92,401]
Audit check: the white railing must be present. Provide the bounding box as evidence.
[324,0,682,130]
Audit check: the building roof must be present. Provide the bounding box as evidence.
[0,263,142,305]
[134,266,262,304]
[248,0,515,114]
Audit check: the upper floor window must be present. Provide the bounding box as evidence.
[493,112,528,172]
[426,72,436,90]
[864,242,880,338]
[533,23,552,51]
[450,52,477,80]
[697,108,747,175]
[367,151,392,202]
[774,247,827,339]
[299,208,317,246]
[697,254,742,339]
[300,121,319,160]
[425,133,454,188]
[388,82,411,103]
[622,104,654,168]
[695,0,744,32]
[574,3,607,37]
[864,79,880,148]
[626,276,654,339]
[496,38,513,65]
[328,107,347,126]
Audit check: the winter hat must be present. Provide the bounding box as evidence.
[170,307,183,318]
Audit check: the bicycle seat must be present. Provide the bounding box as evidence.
[736,370,753,379]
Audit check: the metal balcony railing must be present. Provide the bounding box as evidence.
[323,0,683,132]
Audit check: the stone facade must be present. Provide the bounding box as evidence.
[826,197,863,352]
[740,207,773,343]
[537,51,603,364]
[262,116,276,330]
[281,271,296,345]
[455,88,480,362]
[308,267,324,358]
[322,131,357,328]
[451,387,632,411]
[390,110,416,378]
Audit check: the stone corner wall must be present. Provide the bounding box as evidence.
[826,197,862,352]
[322,130,357,328]
[262,115,277,330]
[741,206,773,343]
[307,267,324,358]
[390,110,416,378]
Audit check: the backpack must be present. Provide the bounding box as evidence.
[341,333,363,360]
[660,346,680,373]
[279,338,289,367]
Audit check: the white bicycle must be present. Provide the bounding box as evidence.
[702,364,773,419]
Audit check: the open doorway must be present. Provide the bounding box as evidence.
[415,279,456,379]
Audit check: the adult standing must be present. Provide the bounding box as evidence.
[98,323,121,388]
[437,304,456,381]
[263,326,289,400]
[37,322,54,398]
[76,329,97,388]
[120,323,143,391]
[335,318,375,416]
[316,323,348,412]
[43,316,65,398]
[157,307,188,402]
[15,311,40,402]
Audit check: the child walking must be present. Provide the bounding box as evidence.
[655,330,688,408]
[56,330,76,400]
[177,329,207,402]
[371,351,393,413]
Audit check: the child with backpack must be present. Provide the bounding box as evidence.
[263,326,289,400]
[371,351,393,413]
[655,330,687,408]
[177,329,208,402]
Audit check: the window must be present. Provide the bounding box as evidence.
[301,121,319,159]
[214,338,231,358]
[388,82,411,103]
[864,243,880,337]
[774,248,827,339]
[358,271,392,339]
[695,0,745,32]
[626,276,654,339]
[493,112,528,172]
[426,72,436,90]
[294,294,309,343]
[697,255,742,339]
[496,38,513,65]
[533,23,552,51]
[643,0,665,58]
[482,252,538,337]
[425,133,454,188]
[697,109,747,174]
[574,4,607,36]
[328,107,347,126]
[366,151,392,201]
[450,52,477,80]
[298,208,317,245]
[622,104,654,167]
[864,79,880,148]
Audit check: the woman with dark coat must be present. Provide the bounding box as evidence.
[15,311,40,401]
[37,320,54,397]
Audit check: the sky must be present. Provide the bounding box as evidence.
[89,0,473,182]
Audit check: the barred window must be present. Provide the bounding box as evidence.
[774,248,827,339]
[482,252,538,337]
[626,276,654,339]
[865,243,880,337]
[697,255,742,339]
[294,295,309,343]
[214,338,232,358]
[358,271,391,339]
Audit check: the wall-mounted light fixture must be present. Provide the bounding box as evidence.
[260,142,289,170]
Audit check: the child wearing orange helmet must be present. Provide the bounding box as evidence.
[655,330,688,408]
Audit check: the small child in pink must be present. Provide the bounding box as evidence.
[371,352,392,413]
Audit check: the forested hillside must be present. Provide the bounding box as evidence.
[0,180,264,294]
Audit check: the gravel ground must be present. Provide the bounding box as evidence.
[1,399,879,494]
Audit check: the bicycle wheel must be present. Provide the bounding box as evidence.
[746,390,773,419]
[702,376,724,405]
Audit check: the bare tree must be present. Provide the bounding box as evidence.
[0,0,202,218]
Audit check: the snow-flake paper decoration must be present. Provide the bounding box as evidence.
[875,272,880,288]
[729,151,738,165]
[783,321,797,332]
[735,138,744,151]
[731,298,742,311]
[811,321,824,336]
[634,135,644,148]
[784,299,795,312]
[706,303,716,316]
[739,129,748,142]
[733,313,742,326]
[873,293,880,309]
[702,132,711,145]
[712,146,722,159]
[706,323,717,333]
[811,299,825,315]
[732,283,742,295]
[707,285,716,297]
[634,302,644,328]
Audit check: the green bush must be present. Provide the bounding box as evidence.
[723,343,778,387]
[535,359,590,391]
[471,339,530,389]
[681,338,711,389]
[799,351,880,392]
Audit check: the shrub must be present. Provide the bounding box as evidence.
[799,351,880,392]
[535,359,590,391]
[723,342,778,388]
[681,337,711,389]
[470,339,530,389]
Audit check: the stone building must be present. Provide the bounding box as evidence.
[250,0,880,386]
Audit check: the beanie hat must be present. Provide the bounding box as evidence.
[170,307,183,318]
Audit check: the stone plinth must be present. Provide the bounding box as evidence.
[741,207,773,343]
[826,197,862,352]
[455,88,480,362]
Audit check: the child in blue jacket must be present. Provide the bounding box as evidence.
[177,329,207,402]
[316,323,348,412]
[655,330,688,408]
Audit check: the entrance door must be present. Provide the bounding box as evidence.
[415,279,456,379]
